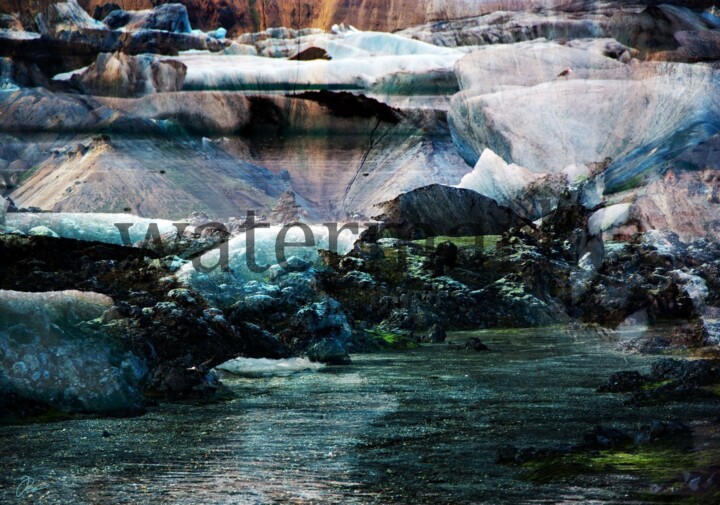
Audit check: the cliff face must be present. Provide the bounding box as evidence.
[72,0,566,35]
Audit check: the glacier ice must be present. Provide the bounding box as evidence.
[170,29,462,92]
[177,223,362,304]
[0,289,147,413]
[6,212,178,245]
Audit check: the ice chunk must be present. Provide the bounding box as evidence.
[176,223,362,306]
[457,148,543,206]
[0,289,145,413]
[588,203,631,235]
[215,357,323,377]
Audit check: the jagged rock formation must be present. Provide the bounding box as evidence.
[269,190,301,224]
[71,52,187,96]
[0,0,227,79]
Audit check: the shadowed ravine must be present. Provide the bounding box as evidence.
[1,328,716,504]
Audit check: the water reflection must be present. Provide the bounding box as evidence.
[1,328,715,504]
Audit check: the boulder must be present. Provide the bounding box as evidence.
[71,52,187,97]
[609,4,718,60]
[426,323,447,343]
[597,370,649,393]
[372,184,528,239]
[34,0,106,36]
[0,289,147,415]
[103,4,192,34]
[292,299,352,343]
[305,338,351,365]
[91,2,120,21]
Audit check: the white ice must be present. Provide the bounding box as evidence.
[215,357,323,377]
[5,212,178,245]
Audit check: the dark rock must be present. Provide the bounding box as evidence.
[284,255,311,272]
[465,337,489,351]
[597,371,650,393]
[102,9,132,30]
[292,91,400,124]
[291,299,352,344]
[143,4,192,33]
[372,184,529,240]
[426,324,446,343]
[233,321,290,359]
[146,355,219,399]
[650,358,720,387]
[92,3,121,22]
[305,338,351,365]
[106,4,192,33]
[425,241,458,276]
[289,47,331,61]
[582,425,632,449]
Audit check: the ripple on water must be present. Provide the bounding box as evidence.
[1,327,716,504]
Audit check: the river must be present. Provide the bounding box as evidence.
[1,327,716,504]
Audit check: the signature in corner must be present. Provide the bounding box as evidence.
[16,476,48,498]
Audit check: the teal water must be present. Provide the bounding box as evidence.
[1,328,716,504]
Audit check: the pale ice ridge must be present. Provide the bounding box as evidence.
[215,357,323,377]
[177,53,462,91]
[5,212,178,245]
[177,224,363,303]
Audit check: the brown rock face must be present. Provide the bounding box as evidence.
[71,52,187,97]
[74,0,559,36]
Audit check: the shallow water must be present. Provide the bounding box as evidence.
[1,328,716,504]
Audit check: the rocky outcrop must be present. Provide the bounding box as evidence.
[625,167,720,242]
[0,289,148,415]
[34,0,105,35]
[610,4,720,62]
[75,0,588,37]
[7,135,289,218]
[102,3,191,33]
[398,7,609,47]
[71,52,187,97]
[372,184,528,239]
